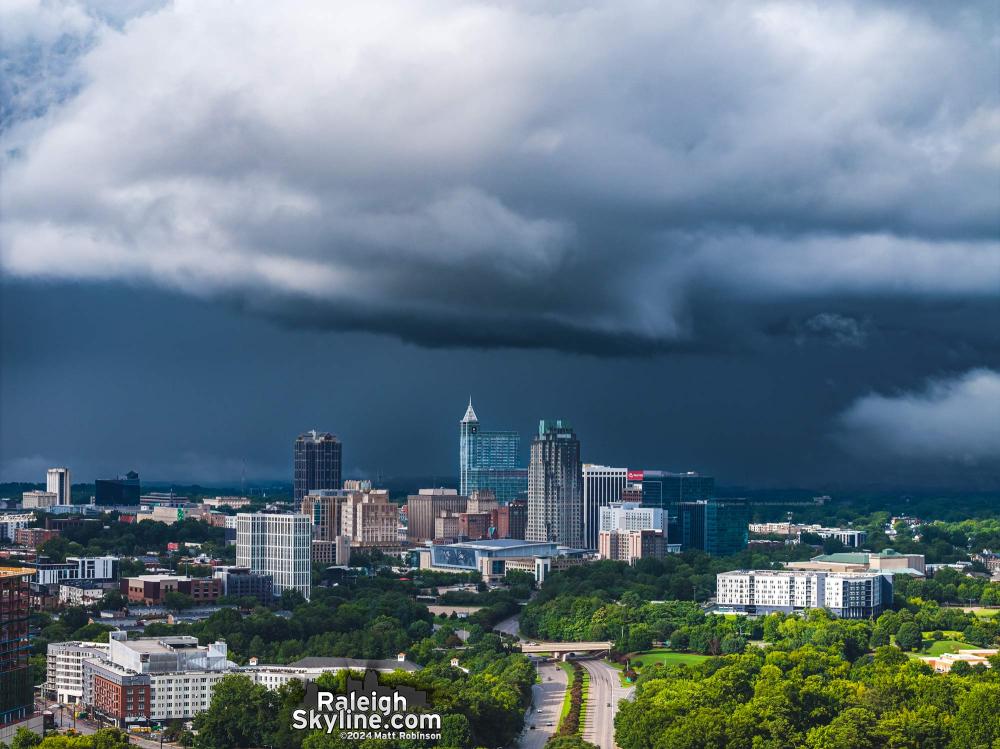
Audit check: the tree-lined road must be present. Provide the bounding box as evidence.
[581,660,634,749]
[521,659,568,749]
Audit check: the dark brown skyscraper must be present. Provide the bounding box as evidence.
[294,430,342,502]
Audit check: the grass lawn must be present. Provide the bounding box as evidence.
[578,669,590,735]
[629,649,713,670]
[558,662,575,722]
[923,639,976,656]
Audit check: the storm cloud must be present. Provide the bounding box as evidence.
[1,0,997,354]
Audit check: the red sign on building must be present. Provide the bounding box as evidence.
[627,470,644,482]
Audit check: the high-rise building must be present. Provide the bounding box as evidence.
[526,420,583,547]
[341,490,398,548]
[293,431,342,502]
[406,489,468,542]
[47,468,71,506]
[459,400,528,503]
[630,470,714,510]
[301,491,347,541]
[598,529,667,563]
[236,513,311,600]
[599,502,664,534]
[495,499,527,540]
[674,498,750,555]
[94,471,140,505]
[0,568,33,725]
[582,465,629,550]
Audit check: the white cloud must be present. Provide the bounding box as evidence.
[837,369,1000,464]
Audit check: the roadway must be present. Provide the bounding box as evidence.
[37,699,178,749]
[520,659,568,749]
[580,660,634,749]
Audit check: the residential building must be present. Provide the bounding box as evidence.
[0,568,33,725]
[599,502,664,533]
[459,399,528,503]
[749,522,868,548]
[13,527,59,548]
[716,569,891,618]
[407,489,468,542]
[495,499,527,540]
[21,491,58,509]
[293,431,342,502]
[598,529,671,563]
[121,575,222,605]
[0,514,34,542]
[59,581,113,606]
[341,491,397,548]
[582,465,629,550]
[212,566,274,603]
[243,654,419,690]
[47,468,71,506]
[526,420,583,547]
[94,472,141,506]
[236,513,311,600]
[46,641,110,704]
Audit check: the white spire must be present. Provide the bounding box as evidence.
[462,397,478,423]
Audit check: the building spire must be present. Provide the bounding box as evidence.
[462,396,478,423]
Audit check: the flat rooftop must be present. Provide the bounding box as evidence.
[449,539,554,550]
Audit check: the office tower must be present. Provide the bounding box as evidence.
[674,498,750,555]
[301,491,347,541]
[630,470,714,510]
[496,499,527,540]
[406,489,468,542]
[582,465,629,549]
[598,529,666,563]
[341,490,398,548]
[94,471,141,505]
[526,420,583,547]
[47,468,71,505]
[459,399,528,503]
[236,513,311,600]
[467,489,499,515]
[293,431,342,502]
[0,568,33,724]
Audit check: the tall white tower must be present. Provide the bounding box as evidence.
[47,468,71,505]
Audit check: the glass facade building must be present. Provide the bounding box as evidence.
[293,431,342,502]
[673,498,750,555]
[459,400,528,503]
[526,420,583,547]
[94,471,141,506]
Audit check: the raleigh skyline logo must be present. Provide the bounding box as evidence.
[292,670,442,741]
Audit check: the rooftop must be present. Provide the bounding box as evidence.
[288,656,420,672]
[449,539,554,551]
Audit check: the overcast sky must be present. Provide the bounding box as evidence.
[1,0,998,488]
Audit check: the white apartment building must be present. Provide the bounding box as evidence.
[716,569,889,619]
[22,491,58,509]
[149,671,231,720]
[582,465,629,550]
[46,641,110,703]
[0,513,35,541]
[599,502,664,533]
[67,556,118,580]
[236,513,311,599]
[47,468,72,505]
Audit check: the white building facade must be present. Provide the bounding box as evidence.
[46,641,110,703]
[599,502,664,533]
[582,465,629,550]
[716,569,889,618]
[47,468,72,505]
[236,513,311,600]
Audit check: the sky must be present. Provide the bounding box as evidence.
[1,0,998,489]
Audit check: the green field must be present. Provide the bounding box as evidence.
[923,639,975,656]
[629,649,713,669]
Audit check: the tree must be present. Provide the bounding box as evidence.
[10,729,39,749]
[894,622,922,651]
[163,591,195,610]
[192,675,279,749]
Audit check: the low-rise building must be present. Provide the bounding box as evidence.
[243,654,420,690]
[59,580,115,606]
[598,529,675,563]
[716,569,891,618]
[46,641,110,704]
[202,496,251,510]
[0,513,35,541]
[920,649,998,673]
[785,550,925,576]
[22,491,58,509]
[122,575,221,605]
[14,528,60,548]
[415,539,587,583]
[213,566,274,604]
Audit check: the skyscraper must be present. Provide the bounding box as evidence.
[293,431,342,502]
[674,498,750,555]
[458,399,527,503]
[0,568,33,725]
[46,467,71,506]
[582,464,629,549]
[630,470,714,510]
[236,513,311,600]
[527,420,583,547]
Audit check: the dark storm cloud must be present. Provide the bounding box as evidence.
[0,0,997,357]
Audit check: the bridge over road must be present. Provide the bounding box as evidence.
[520,641,613,656]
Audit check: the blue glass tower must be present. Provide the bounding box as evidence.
[459,399,527,503]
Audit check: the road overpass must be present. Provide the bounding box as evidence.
[520,641,613,656]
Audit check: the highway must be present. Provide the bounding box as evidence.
[581,660,634,749]
[520,659,568,749]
